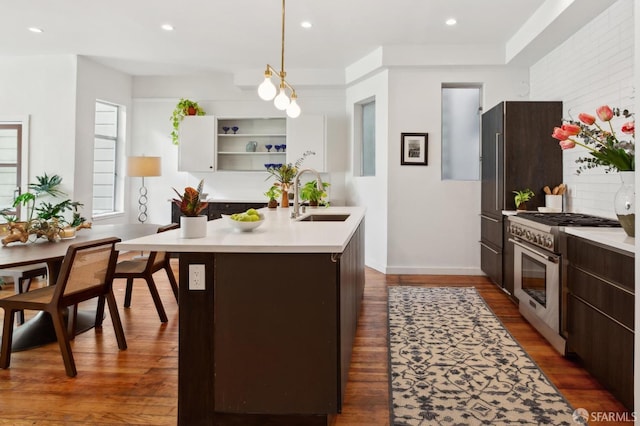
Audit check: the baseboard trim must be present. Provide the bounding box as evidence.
[384,266,483,275]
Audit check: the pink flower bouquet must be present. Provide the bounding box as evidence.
[552,105,634,174]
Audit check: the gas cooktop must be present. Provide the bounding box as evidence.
[515,212,621,227]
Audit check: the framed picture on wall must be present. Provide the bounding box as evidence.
[401,133,428,165]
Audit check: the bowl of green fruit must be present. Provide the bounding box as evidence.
[222,208,265,232]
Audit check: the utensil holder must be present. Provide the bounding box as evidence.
[545,195,563,211]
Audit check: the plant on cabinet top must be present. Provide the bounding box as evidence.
[170,98,206,145]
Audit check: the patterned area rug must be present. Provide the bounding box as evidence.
[388,286,575,425]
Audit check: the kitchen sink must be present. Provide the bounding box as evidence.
[297,214,350,222]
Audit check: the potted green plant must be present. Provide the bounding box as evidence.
[170,98,206,145]
[513,188,535,211]
[264,185,281,208]
[299,180,330,207]
[172,179,208,238]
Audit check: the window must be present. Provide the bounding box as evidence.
[355,99,376,176]
[441,85,481,180]
[0,124,22,217]
[93,101,119,215]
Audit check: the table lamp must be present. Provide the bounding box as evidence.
[127,156,161,223]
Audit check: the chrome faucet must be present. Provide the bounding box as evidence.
[292,168,323,218]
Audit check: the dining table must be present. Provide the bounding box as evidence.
[0,223,160,351]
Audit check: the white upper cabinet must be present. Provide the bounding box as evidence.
[177,114,327,173]
[178,116,216,172]
[286,115,326,172]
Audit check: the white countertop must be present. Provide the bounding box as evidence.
[563,227,635,255]
[117,206,366,254]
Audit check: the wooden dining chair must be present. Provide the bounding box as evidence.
[112,224,179,323]
[0,263,48,324]
[0,237,125,377]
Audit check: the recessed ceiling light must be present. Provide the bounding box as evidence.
[28,27,43,33]
[445,18,457,26]
[161,24,174,31]
[300,21,312,29]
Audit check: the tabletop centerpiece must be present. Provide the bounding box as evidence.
[0,173,90,245]
[552,105,635,236]
[172,179,208,238]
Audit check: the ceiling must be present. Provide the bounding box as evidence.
[0,0,612,77]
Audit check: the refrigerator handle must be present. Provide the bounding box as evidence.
[495,133,501,211]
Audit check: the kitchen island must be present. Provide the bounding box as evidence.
[116,206,366,425]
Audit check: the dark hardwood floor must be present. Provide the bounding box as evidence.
[0,262,631,425]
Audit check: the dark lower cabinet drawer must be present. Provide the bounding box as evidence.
[568,294,634,410]
[480,241,502,287]
[481,215,503,248]
[568,265,634,329]
[567,235,634,292]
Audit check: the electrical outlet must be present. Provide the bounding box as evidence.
[189,264,206,290]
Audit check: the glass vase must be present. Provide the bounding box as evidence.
[614,171,635,237]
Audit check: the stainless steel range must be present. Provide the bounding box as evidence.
[507,212,621,355]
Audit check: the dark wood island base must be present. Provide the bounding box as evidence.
[177,224,365,425]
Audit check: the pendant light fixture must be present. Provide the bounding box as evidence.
[257,0,301,118]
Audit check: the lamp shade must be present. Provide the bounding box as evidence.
[127,156,161,177]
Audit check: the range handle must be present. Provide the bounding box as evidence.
[509,237,559,263]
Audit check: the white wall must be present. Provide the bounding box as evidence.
[0,55,133,225]
[131,74,347,226]
[0,55,77,198]
[345,65,528,274]
[530,0,634,218]
[384,67,529,274]
[345,70,389,273]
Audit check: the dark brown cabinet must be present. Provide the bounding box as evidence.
[480,101,562,293]
[171,201,267,224]
[566,235,634,410]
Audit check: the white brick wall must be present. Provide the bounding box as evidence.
[530,0,634,218]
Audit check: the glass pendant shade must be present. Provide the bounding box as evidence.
[258,77,277,101]
[273,88,290,110]
[286,99,301,118]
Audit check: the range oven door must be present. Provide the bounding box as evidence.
[511,238,560,333]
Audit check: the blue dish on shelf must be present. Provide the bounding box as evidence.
[274,144,282,152]
[265,144,273,152]
[222,126,230,134]
[232,126,239,134]
[281,144,287,152]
